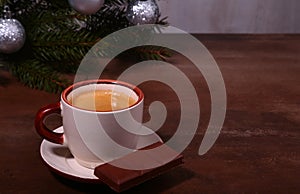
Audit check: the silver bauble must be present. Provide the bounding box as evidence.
[126,0,160,25]
[68,0,105,15]
[0,18,26,54]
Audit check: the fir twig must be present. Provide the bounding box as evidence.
[0,0,170,93]
[9,60,71,93]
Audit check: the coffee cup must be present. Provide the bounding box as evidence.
[35,79,152,169]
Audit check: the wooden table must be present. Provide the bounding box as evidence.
[0,35,299,193]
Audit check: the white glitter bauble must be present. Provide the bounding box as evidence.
[126,0,160,25]
[68,0,105,15]
[0,18,26,54]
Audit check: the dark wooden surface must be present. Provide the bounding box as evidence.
[0,35,299,193]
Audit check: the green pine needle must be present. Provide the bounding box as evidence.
[9,60,71,93]
[1,0,170,93]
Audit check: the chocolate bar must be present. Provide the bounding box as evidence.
[94,142,184,192]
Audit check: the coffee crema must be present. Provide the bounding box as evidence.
[69,89,137,112]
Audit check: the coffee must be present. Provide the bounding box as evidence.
[69,89,137,112]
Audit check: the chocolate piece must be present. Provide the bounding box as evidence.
[94,142,184,192]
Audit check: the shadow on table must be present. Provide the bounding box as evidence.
[0,69,11,87]
[52,166,195,193]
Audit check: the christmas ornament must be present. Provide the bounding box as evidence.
[68,0,105,15]
[0,6,26,54]
[126,0,160,25]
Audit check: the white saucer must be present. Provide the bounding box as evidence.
[40,126,162,183]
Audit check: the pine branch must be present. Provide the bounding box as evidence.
[1,0,170,93]
[9,60,71,93]
[0,0,9,7]
[134,46,172,61]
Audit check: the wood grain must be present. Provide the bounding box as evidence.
[0,35,299,193]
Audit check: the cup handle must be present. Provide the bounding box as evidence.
[35,102,64,144]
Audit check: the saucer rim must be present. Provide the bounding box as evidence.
[39,126,163,184]
[40,156,102,184]
[40,126,102,184]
